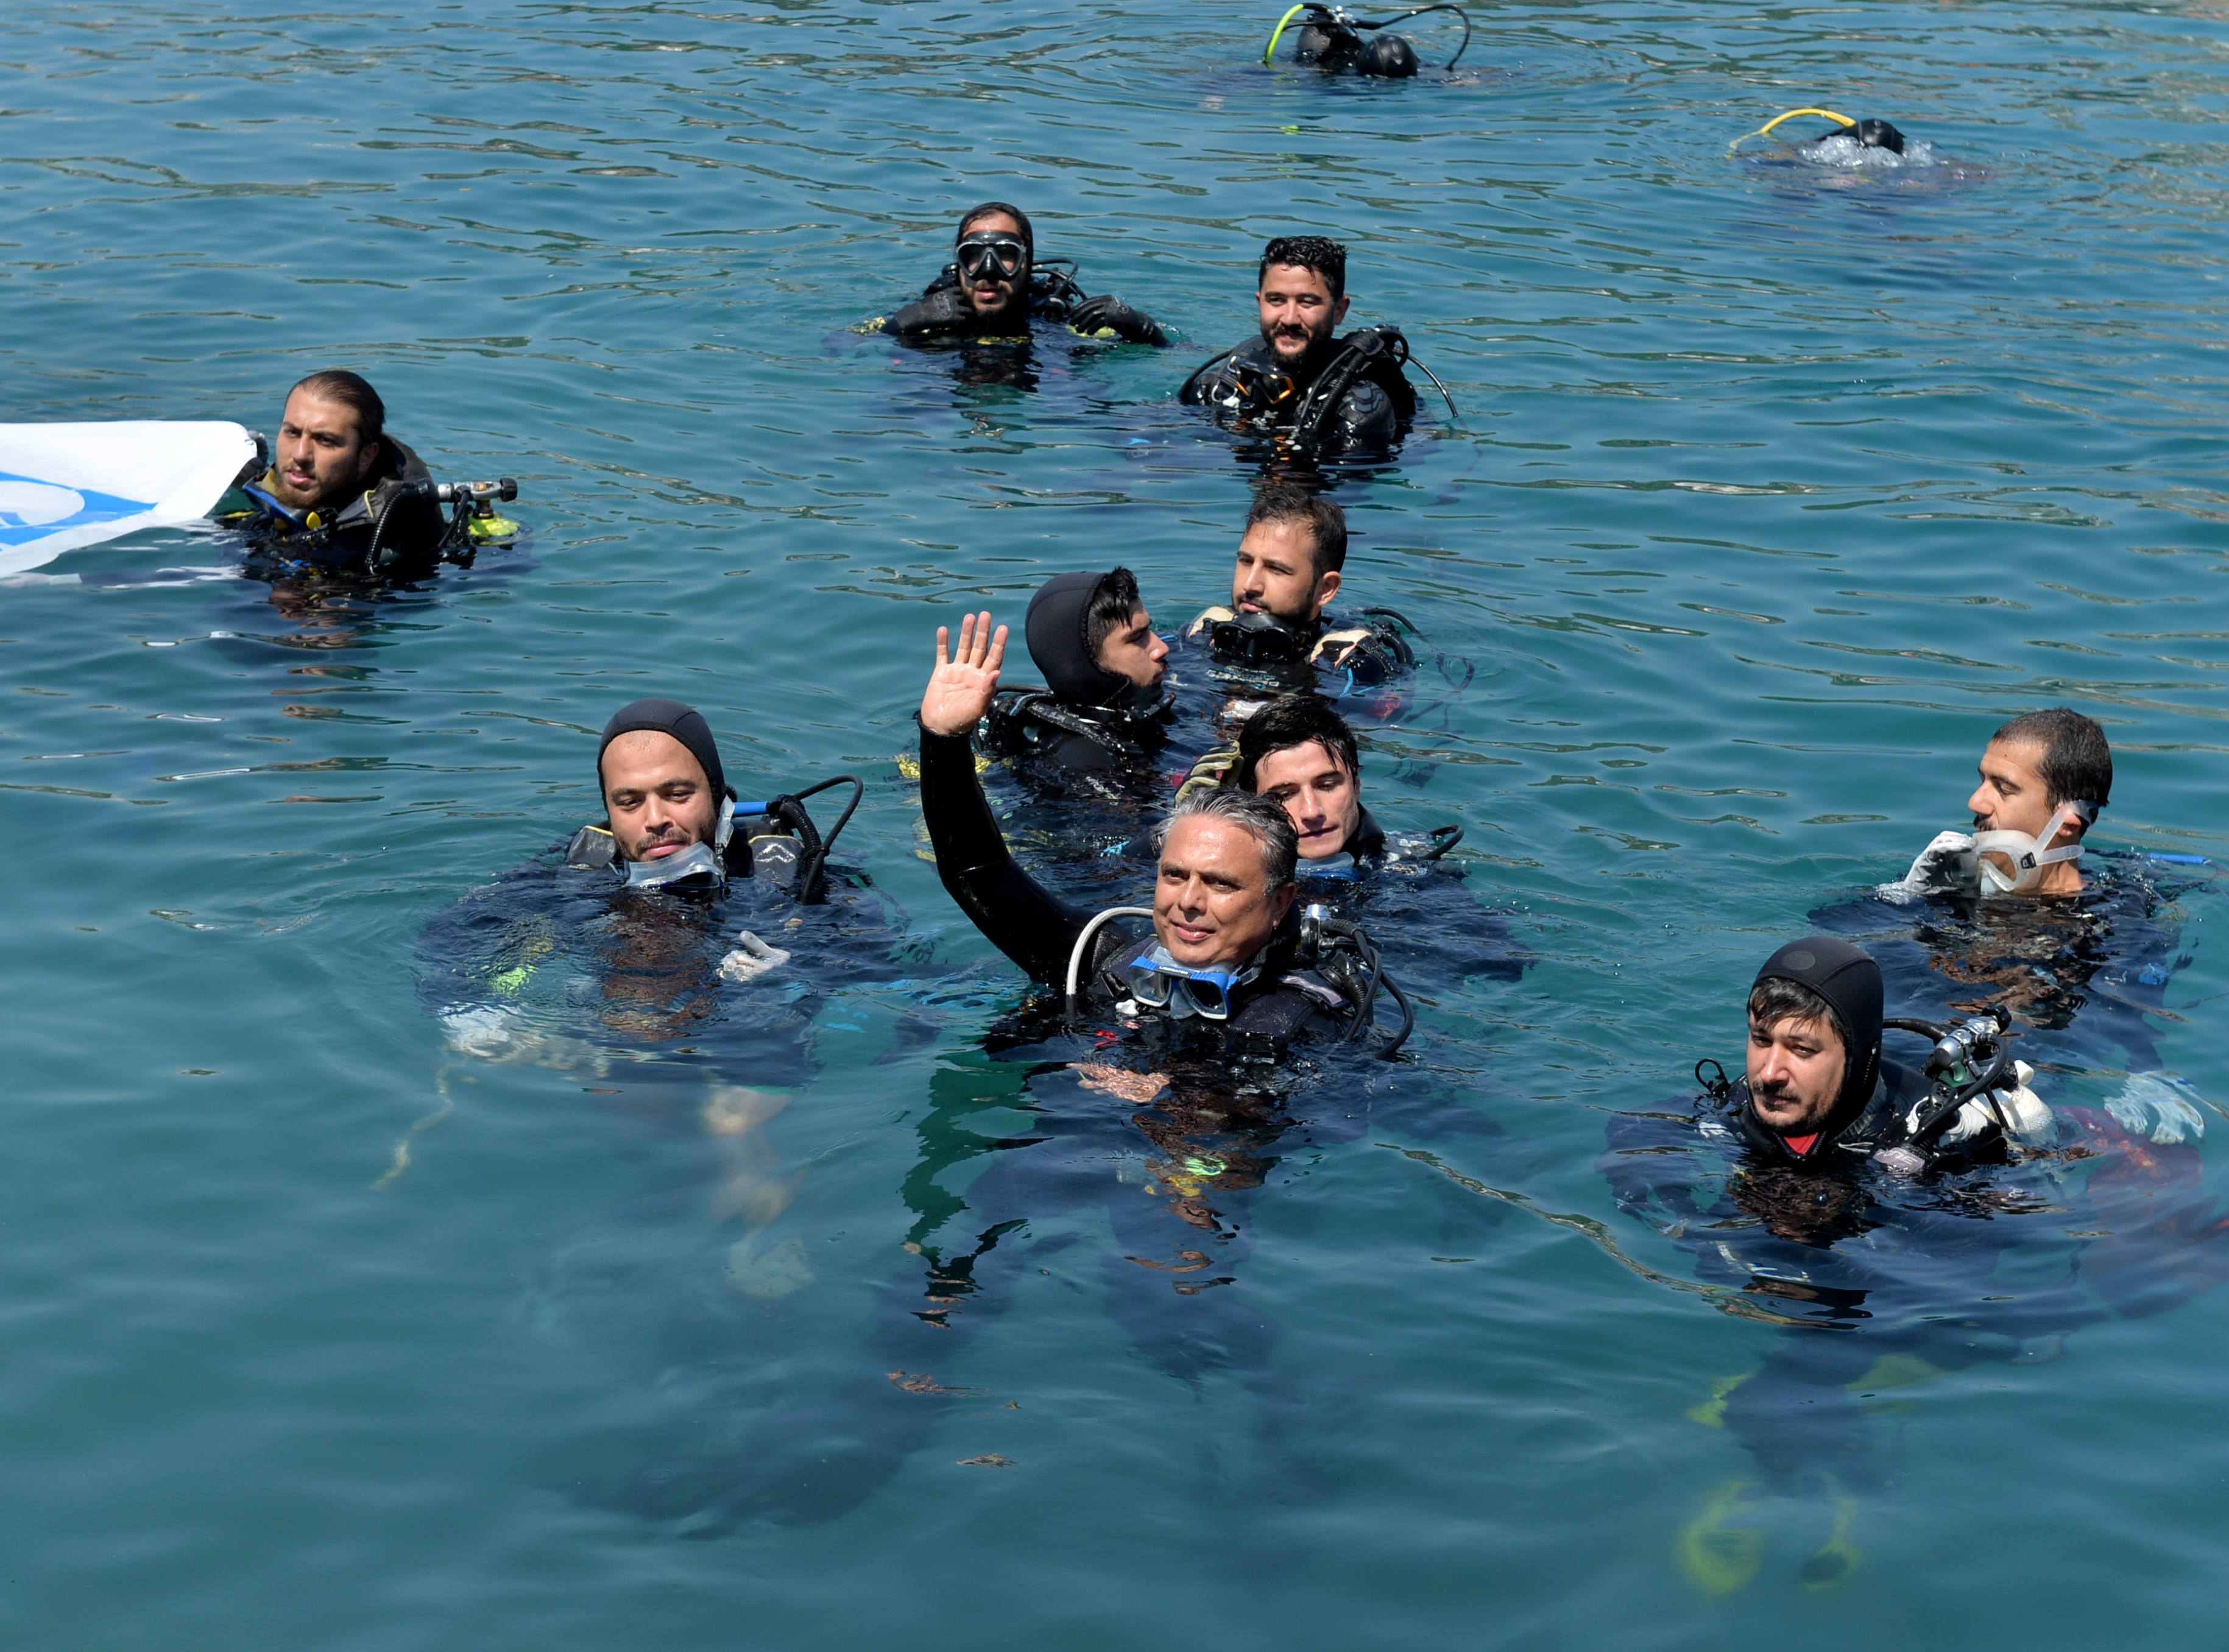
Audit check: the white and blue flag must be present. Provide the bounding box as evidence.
[0,421,257,576]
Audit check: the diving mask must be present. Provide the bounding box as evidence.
[1125,943,1259,1021]
[1209,610,1305,666]
[1974,800,2094,896]
[620,798,735,893]
[956,235,1027,280]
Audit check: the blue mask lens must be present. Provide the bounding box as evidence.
[1125,946,1246,1020]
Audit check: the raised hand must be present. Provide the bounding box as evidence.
[918,610,1008,736]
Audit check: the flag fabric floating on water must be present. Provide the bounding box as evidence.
[0,421,256,576]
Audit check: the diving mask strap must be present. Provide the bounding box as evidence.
[1976,801,2093,894]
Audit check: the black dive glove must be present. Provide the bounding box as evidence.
[885,284,975,336]
[1067,294,1168,347]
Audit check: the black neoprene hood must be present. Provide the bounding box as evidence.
[597,697,727,800]
[1754,935,1884,1115]
[1025,571,1133,708]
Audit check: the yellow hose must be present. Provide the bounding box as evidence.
[1263,2,1309,64]
[1728,106,1856,154]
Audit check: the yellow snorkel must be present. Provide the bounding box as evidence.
[1728,107,1856,154]
[1263,2,1310,63]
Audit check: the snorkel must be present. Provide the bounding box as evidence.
[1728,108,1909,156]
[1974,800,2096,896]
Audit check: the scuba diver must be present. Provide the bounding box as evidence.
[877,202,1169,347]
[1665,937,2051,1177]
[1181,235,1450,467]
[562,696,858,902]
[1600,934,2228,1592]
[1183,482,1414,687]
[1260,2,1472,78]
[1151,695,1524,986]
[1817,707,2208,1145]
[919,611,1410,1051]
[425,696,876,1074]
[415,701,933,1534]
[210,370,517,579]
[1730,108,1910,158]
[1164,694,1459,873]
[973,567,1173,789]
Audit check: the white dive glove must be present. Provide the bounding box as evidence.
[2106,1071,2208,1146]
[1880,830,1976,902]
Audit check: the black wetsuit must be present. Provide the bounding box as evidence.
[1181,329,1418,461]
[211,437,456,578]
[978,686,1175,784]
[883,263,1167,346]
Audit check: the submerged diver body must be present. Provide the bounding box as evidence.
[878,202,1169,349]
[211,370,516,579]
[415,698,932,1528]
[1180,236,1433,468]
[1600,934,2228,1592]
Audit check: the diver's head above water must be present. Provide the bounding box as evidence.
[1025,567,1168,708]
[1745,937,1883,1143]
[596,698,730,867]
[1152,786,1300,972]
[1966,707,2110,897]
[1237,694,1363,862]
[1256,235,1351,367]
[1235,481,1346,632]
[953,201,1035,325]
[268,369,387,515]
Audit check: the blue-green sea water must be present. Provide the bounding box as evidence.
[5,0,2229,1643]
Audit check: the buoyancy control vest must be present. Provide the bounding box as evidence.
[564,778,861,906]
[980,685,1173,772]
[1185,604,1416,687]
[214,438,466,577]
[1180,327,1422,459]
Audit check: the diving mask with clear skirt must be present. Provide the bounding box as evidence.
[1124,942,1260,1021]
[1974,800,2095,896]
[621,797,735,893]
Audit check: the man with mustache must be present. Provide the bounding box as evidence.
[1182,482,1411,683]
[211,369,454,576]
[1180,234,1420,462]
[880,201,1168,345]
